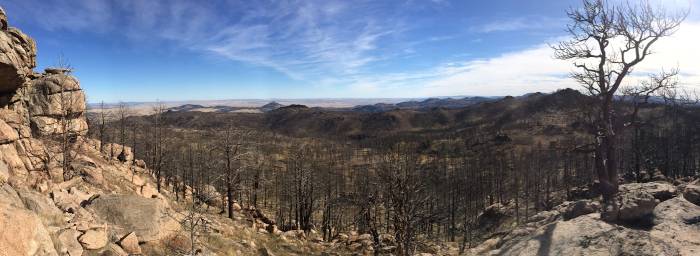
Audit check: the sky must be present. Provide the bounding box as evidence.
[2,0,699,103]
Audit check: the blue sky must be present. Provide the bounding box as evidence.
[3,0,699,102]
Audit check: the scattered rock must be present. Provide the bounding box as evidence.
[266,224,282,235]
[258,246,276,256]
[117,232,142,255]
[357,233,373,242]
[477,203,509,230]
[561,199,599,220]
[282,230,306,240]
[135,159,146,169]
[55,228,83,256]
[100,243,129,256]
[348,242,363,251]
[51,187,91,213]
[526,209,560,227]
[138,183,159,198]
[78,228,108,250]
[682,184,700,206]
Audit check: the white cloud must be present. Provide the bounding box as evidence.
[354,20,700,98]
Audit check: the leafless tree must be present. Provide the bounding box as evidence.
[151,101,167,191]
[219,127,249,219]
[378,145,433,256]
[116,102,130,162]
[552,0,687,208]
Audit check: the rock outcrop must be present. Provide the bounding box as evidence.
[0,6,35,94]
[479,181,700,256]
[87,195,180,242]
[683,184,700,206]
[0,185,58,256]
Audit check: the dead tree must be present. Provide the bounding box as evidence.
[55,75,83,181]
[220,127,247,219]
[553,0,686,206]
[116,102,130,162]
[378,145,432,256]
[149,102,167,191]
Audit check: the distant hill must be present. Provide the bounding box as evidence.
[261,88,598,141]
[260,101,285,112]
[119,88,700,148]
[351,96,501,112]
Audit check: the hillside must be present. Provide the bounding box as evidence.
[145,88,597,143]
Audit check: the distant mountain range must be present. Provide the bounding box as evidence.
[162,96,506,114]
[351,96,502,112]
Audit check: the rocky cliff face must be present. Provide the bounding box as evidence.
[0,7,88,189]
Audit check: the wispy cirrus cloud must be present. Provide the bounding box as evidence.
[5,0,424,82]
[472,16,565,33]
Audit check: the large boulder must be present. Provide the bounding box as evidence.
[616,189,658,222]
[495,214,674,256]
[682,184,700,206]
[87,195,180,242]
[0,193,58,256]
[54,228,83,256]
[560,199,599,220]
[477,203,509,230]
[199,184,222,208]
[620,182,677,201]
[601,183,662,222]
[651,197,700,255]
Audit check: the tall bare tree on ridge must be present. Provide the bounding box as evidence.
[553,0,686,217]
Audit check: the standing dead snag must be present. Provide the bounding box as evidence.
[553,0,686,212]
[151,101,167,192]
[219,127,248,219]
